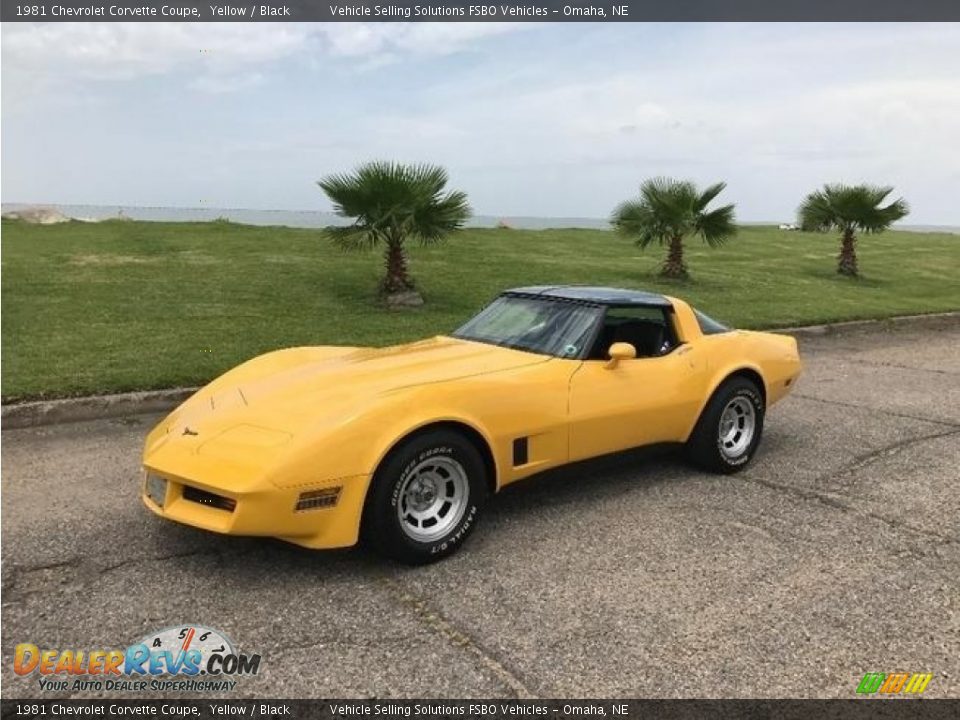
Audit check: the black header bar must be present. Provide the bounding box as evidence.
[3,700,960,720]
[2,0,960,22]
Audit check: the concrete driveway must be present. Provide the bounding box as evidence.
[2,318,958,699]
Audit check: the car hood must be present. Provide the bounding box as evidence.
[158,336,549,440]
[249,335,544,404]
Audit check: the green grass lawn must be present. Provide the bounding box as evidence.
[2,219,958,400]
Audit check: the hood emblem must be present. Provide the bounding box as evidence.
[182,426,198,436]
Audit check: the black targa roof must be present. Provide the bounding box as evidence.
[503,285,672,308]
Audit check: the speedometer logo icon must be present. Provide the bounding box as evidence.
[136,625,235,673]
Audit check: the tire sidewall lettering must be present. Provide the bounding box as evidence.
[389,443,479,556]
[390,445,454,509]
[429,504,477,554]
[716,387,763,467]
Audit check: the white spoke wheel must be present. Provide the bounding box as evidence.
[717,397,756,460]
[363,429,488,564]
[396,457,469,542]
[686,377,765,474]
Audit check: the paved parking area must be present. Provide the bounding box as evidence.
[2,318,958,699]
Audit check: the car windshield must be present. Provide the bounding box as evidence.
[452,295,602,359]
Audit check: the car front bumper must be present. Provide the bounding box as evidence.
[141,467,371,549]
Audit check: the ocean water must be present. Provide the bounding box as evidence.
[1,203,957,233]
[0,203,611,230]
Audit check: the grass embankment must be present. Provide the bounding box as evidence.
[2,219,958,400]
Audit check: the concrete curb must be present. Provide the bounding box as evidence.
[2,388,198,430]
[3,310,958,430]
[774,310,960,337]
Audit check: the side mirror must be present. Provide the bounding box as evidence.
[605,342,636,369]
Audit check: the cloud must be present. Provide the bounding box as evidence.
[2,24,306,79]
[0,22,533,85]
[2,22,958,222]
[188,71,267,94]
[336,23,960,218]
[316,22,523,57]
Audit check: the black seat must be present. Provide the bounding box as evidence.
[589,325,616,359]
[612,320,665,357]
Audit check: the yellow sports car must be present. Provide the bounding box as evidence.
[142,286,801,563]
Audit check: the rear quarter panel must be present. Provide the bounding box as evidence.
[692,330,802,424]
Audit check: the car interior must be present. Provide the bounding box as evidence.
[586,306,678,360]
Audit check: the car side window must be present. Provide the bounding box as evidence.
[587,306,678,360]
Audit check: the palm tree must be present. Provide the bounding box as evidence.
[611,178,736,279]
[318,161,471,299]
[798,184,909,277]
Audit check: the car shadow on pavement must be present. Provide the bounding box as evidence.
[131,511,384,578]
[130,443,708,577]
[487,443,687,519]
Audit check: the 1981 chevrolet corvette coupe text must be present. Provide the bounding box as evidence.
[143,286,801,563]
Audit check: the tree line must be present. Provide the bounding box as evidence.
[318,161,910,303]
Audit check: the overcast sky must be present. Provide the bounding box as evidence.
[2,22,958,223]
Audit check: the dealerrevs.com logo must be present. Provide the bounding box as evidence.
[14,625,261,693]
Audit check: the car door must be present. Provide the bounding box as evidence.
[567,308,708,461]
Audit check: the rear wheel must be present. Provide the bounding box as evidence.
[685,377,765,473]
[363,429,488,564]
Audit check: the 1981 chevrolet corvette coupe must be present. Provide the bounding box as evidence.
[143,286,801,563]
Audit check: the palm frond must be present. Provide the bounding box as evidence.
[317,160,471,250]
[695,181,727,212]
[325,224,380,251]
[640,177,698,233]
[611,199,667,249]
[798,188,836,232]
[613,177,736,252]
[798,183,909,233]
[696,203,737,247]
[412,189,472,244]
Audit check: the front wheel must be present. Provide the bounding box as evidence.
[685,378,765,473]
[363,430,488,564]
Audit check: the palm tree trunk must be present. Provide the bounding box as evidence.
[837,229,859,277]
[382,238,414,294]
[661,235,689,279]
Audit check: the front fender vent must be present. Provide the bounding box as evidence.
[512,437,529,466]
[295,487,342,512]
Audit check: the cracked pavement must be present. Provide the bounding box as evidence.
[2,318,958,699]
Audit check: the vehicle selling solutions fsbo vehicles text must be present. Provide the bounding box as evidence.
[328,4,553,18]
